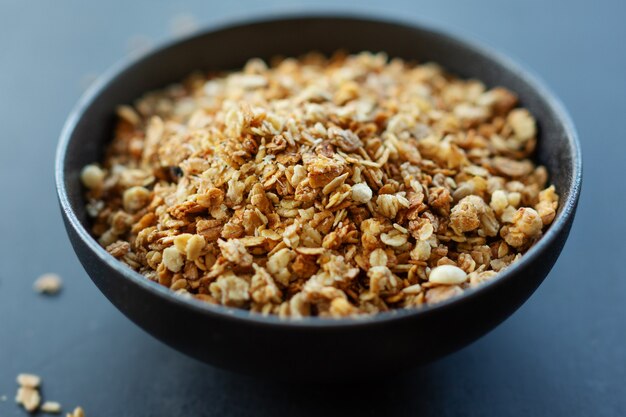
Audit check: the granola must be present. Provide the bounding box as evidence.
[15,373,43,413]
[83,52,559,317]
[14,373,75,415]
[33,273,63,295]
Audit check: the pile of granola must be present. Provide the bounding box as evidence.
[82,52,559,317]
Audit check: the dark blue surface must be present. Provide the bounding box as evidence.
[1,1,624,416]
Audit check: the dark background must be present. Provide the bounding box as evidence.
[1,1,624,416]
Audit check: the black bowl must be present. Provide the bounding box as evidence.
[56,14,582,379]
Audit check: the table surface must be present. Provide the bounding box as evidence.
[1,1,624,416]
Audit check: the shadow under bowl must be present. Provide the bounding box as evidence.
[56,14,582,380]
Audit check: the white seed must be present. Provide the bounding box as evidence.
[428,265,468,285]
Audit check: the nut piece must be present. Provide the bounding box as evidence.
[425,285,464,304]
[535,185,558,225]
[209,273,250,307]
[33,274,62,295]
[173,233,193,253]
[122,186,151,213]
[41,401,62,413]
[162,246,184,272]
[185,235,206,261]
[508,108,536,141]
[15,386,41,412]
[428,265,468,285]
[450,195,499,237]
[368,265,398,294]
[218,239,253,267]
[501,207,543,248]
[67,406,85,417]
[267,248,295,286]
[16,373,41,388]
[329,298,358,317]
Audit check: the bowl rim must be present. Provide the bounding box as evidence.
[55,11,582,329]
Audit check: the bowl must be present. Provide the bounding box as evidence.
[56,14,582,379]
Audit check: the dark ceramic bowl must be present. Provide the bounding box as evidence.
[56,14,582,379]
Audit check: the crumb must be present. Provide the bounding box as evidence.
[33,274,62,295]
[67,406,85,417]
[16,373,41,389]
[15,386,40,412]
[41,401,62,414]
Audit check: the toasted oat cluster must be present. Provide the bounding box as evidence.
[83,52,559,317]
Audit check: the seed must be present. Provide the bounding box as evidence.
[428,265,468,285]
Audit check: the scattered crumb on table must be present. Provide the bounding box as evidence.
[33,273,63,295]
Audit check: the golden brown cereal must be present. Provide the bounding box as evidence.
[84,52,559,317]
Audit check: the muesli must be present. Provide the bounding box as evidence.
[82,52,559,317]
